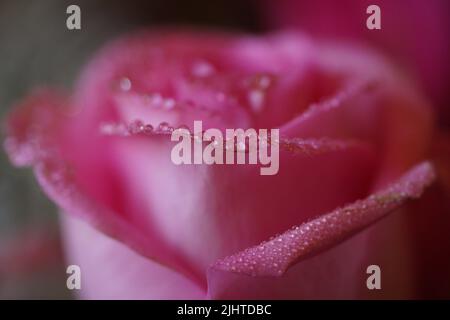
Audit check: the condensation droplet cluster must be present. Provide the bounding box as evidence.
[279,137,358,156]
[99,119,362,158]
[298,80,377,122]
[100,120,178,137]
[114,76,225,119]
[212,163,434,277]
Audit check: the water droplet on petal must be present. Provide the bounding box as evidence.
[119,77,132,92]
[143,124,154,134]
[129,120,144,134]
[191,60,215,77]
[157,122,172,133]
[163,98,176,109]
[177,124,190,131]
[248,90,265,113]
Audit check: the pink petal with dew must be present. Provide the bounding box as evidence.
[208,162,435,298]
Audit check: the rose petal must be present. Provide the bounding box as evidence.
[61,215,205,299]
[207,162,435,298]
[110,134,376,284]
[3,90,205,286]
[281,73,433,188]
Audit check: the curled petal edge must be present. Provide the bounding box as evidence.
[210,161,435,278]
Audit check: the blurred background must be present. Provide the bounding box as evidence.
[0,0,448,299]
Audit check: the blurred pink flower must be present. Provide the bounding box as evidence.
[264,0,450,124]
[4,30,449,299]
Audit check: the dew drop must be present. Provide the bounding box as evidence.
[177,124,190,131]
[119,77,132,92]
[248,90,265,113]
[129,120,144,134]
[163,98,176,109]
[191,60,215,77]
[157,122,174,133]
[143,124,154,134]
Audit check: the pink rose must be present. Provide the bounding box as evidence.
[4,30,449,299]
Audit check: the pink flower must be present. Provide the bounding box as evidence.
[4,30,449,299]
